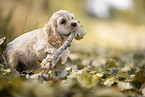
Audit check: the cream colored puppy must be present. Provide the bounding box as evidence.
[4,10,85,74]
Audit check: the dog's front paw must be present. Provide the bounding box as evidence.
[41,54,53,68]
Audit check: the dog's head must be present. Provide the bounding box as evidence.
[46,10,85,48]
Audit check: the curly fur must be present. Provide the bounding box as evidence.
[4,10,83,74]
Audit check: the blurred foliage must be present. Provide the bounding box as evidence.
[1,0,145,97]
[1,0,145,49]
[0,0,86,41]
[131,0,145,24]
[1,37,145,97]
[0,7,15,41]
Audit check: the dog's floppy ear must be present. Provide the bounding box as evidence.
[45,20,62,48]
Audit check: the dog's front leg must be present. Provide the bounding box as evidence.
[41,54,53,69]
[35,46,57,79]
[40,54,53,80]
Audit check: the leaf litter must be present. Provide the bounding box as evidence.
[0,37,145,97]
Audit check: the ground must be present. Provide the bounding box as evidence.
[0,20,145,96]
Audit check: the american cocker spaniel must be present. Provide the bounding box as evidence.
[4,10,86,78]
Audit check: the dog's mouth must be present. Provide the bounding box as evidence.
[62,29,77,36]
[60,28,78,36]
[62,32,71,36]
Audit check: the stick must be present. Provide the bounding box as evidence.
[51,31,76,67]
[52,25,86,66]
[41,24,86,70]
[40,31,76,78]
[40,31,76,70]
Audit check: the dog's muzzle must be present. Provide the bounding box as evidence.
[62,32,71,36]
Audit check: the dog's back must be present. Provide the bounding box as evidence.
[4,28,45,71]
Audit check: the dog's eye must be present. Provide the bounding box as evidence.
[61,19,66,24]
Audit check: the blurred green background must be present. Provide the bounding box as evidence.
[1,0,145,59]
[1,1,145,96]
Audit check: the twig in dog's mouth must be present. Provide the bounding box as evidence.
[51,31,76,67]
[40,31,76,78]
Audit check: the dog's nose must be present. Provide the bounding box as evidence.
[71,22,77,28]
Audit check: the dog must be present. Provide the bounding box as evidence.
[4,10,85,78]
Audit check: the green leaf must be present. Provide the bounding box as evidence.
[117,82,134,91]
[0,76,23,96]
[103,76,118,87]
[118,72,131,81]
[78,70,100,87]
[134,69,145,83]
[106,59,117,68]
[19,80,55,97]
[92,87,127,97]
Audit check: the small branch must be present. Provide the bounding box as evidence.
[40,31,76,70]
[40,32,76,78]
[41,24,86,71]
[51,31,76,67]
